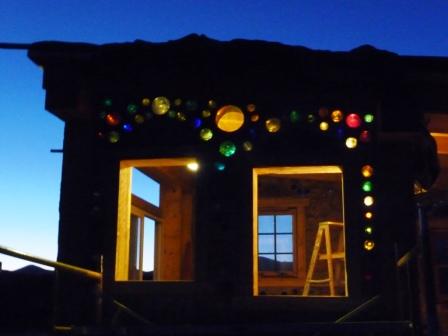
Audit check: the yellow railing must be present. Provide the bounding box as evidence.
[0,244,101,280]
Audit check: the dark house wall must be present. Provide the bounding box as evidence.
[26,36,446,327]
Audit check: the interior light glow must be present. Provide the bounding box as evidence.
[365,211,373,219]
[361,165,374,178]
[364,196,374,207]
[345,137,358,149]
[319,121,329,131]
[215,105,245,132]
[202,110,211,118]
[265,118,281,133]
[364,114,374,123]
[105,113,121,126]
[331,110,343,123]
[141,98,150,106]
[307,114,315,123]
[199,128,213,141]
[364,240,375,251]
[186,162,199,172]
[365,226,373,234]
[346,113,362,128]
[219,141,237,157]
[362,181,373,192]
[152,97,170,115]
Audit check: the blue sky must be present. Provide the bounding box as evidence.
[1,0,447,270]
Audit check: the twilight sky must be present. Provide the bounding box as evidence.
[1,0,447,270]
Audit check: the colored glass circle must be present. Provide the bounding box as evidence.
[251,114,260,122]
[127,104,138,114]
[346,113,362,128]
[105,113,121,126]
[242,141,253,151]
[219,141,237,157]
[365,226,373,234]
[215,105,245,132]
[307,114,315,123]
[331,110,343,123]
[364,114,374,123]
[290,110,300,123]
[318,107,329,118]
[108,131,120,143]
[365,211,373,219]
[176,112,187,122]
[199,128,213,141]
[362,181,373,192]
[103,98,112,107]
[134,114,145,124]
[247,104,256,113]
[174,98,182,106]
[152,97,170,115]
[185,100,198,111]
[364,240,375,251]
[214,162,226,171]
[360,130,371,143]
[265,118,281,133]
[364,196,374,207]
[208,100,217,109]
[319,121,329,131]
[122,123,133,132]
[345,137,358,149]
[193,118,202,129]
[202,109,211,118]
[141,98,150,106]
[361,165,374,178]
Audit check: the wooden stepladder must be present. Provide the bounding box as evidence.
[303,221,345,296]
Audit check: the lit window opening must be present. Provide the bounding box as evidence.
[115,158,197,281]
[253,166,347,297]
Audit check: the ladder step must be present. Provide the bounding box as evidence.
[308,278,330,283]
[319,252,345,260]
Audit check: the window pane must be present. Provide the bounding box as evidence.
[132,168,160,207]
[277,254,293,271]
[143,217,155,272]
[259,215,274,233]
[258,234,274,253]
[259,254,275,272]
[276,234,293,253]
[276,215,292,233]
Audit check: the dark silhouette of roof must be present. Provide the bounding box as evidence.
[26,34,448,122]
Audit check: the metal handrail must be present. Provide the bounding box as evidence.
[0,244,101,280]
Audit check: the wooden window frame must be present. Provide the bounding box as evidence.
[258,199,308,281]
